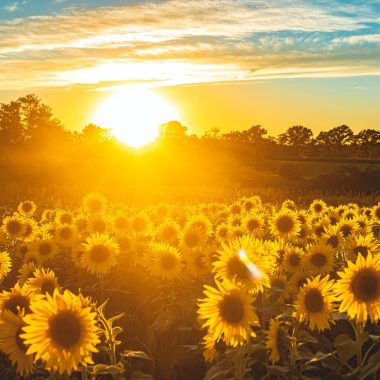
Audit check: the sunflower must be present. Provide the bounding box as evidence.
[312,217,330,238]
[295,275,336,331]
[55,224,78,247]
[270,210,300,240]
[17,262,39,285]
[337,219,358,239]
[304,242,335,275]
[229,202,242,215]
[83,193,107,214]
[184,248,210,278]
[18,200,37,218]
[202,241,221,269]
[20,217,37,241]
[266,318,287,364]
[73,214,88,233]
[55,210,74,225]
[180,225,207,250]
[371,203,380,223]
[130,213,152,236]
[201,334,219,363]
[282,246,305,274]
[0,283,37,320]
[40,209,55,224]
[112,213,130,234]
[146,242,184,280]
[282,199,296,211]
[215,224,229,242]
[198,281,259,347]
[21,289,99,375]
[26,268,61,296]
[156,220,180,245]
[213,235,273,294]
[81,233,120,275]
[354,215,372,236]
[87,214,110,234]
[335,252,380,323]
[321,225,343,250]
[185,214,213,237]
[269,272,290,303]
[30,237,58,263]
[0,311,34,376]
[310,199,327,216]
[288,270,311,295]
[347,234,379,260]
[2,215,26,239]
[0,251,12,283]
[242,212,265,237]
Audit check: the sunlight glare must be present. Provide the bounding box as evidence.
[92,89,179,148]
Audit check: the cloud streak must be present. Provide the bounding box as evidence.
[0,0,379,90]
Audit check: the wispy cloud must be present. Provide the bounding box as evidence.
[3,2,19,12]
[0,0,379,90]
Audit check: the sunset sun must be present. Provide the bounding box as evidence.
[92,90,179,148]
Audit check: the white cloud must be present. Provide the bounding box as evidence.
[3,2,19,12]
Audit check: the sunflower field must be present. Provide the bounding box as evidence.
[1,194,380,379]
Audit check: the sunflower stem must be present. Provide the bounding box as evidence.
[354,322,364,371]
[290,319,299,379]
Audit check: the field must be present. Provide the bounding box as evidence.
[0,190,380,379]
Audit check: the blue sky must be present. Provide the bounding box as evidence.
[0,0,379,134]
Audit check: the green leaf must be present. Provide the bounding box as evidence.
[122,350,152,360]
[112,326,123,338]
[92,363,125,375]
[360,350,380,378]
[334,334,358,362]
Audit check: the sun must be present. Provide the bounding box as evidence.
[92,89,179,148]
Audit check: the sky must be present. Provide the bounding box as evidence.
[0,0,379,137]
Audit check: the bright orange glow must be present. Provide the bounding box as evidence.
[92,89,179,148]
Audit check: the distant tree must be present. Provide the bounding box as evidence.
[242,125,268,143]
[81,123,112,143]
[278,125,313,146]
[355,129,380,146]
[0,100,23,144]
[315,125,354,146]
[159,120,187,140]
[203,127,220,139]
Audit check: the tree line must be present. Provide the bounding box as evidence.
[1,94,379,156]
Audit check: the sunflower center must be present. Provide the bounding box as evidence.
[247,219,260,231]
[314,204,323,213]
[227,256,250,280]
[16,327,27,352]
[4,295,31,315]
[92,219,107,233]
[7,220,22,234]
[304,289,324,313]
[327,236,339,248]
[184,232,200,248]
[375,208,380,219]
[115,217,128,230]
[161,226,176,240]
[218,228,228,238]
[310,252,327,267]
[133,218,146,231]
[288,253,300,267]
[60,227,73,240]
[315,226,325,237]
[90,245,110,263]
[61,214,72,224]
[23,203,33,212]
[160,254,176,270]
[41,280,56,295]
[218,295,244,324]
[276,216,294,233]
[351,270,380,302]
[39,243,52,256]
[49,312,82,348]
[354,246,369,257]
[340,225,352,238]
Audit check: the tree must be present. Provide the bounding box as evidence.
[355,129,380,146]
[0,100,23,144]
[278,125,313,146]
[159,120,187,141]
[241,125,268,143]
[315,125,354,146]
[81,123,112,143]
